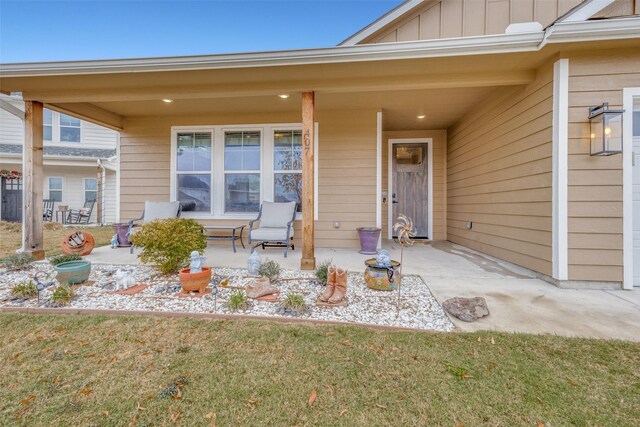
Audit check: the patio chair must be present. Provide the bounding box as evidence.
[127,201,182,254]
[248,201,297,257]
[43,199,55,222]
[66,200,95,224]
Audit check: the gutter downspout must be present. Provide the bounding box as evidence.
[97,158,106,225]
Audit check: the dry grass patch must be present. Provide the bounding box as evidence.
[0,313,638,426]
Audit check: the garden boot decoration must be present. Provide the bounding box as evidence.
[328,268,348,304]
[319,266,337,302]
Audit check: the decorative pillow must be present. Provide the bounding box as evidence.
[80,208,90,216]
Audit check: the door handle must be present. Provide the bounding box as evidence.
[392,201,399,204]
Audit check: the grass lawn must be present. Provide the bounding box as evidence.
[0,314,638,425]
[0,222,114,259]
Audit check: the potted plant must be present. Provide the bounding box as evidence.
[178,250,211,293]
[356,227,381,255]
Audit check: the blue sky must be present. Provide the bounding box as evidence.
[0,0,403,63]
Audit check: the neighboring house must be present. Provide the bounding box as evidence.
[0,95,118,223]
[1,0,640,289]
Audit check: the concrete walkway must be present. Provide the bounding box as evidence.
[86,241,640,342]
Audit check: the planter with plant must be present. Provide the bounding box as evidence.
[227,289,250,313]
[277,293,310,317]
[49,253,82,266]
[54,260,92,285]
[129,218,206,275]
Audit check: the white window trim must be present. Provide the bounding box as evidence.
[387,138,433,240]
[47,176,64,202]
[171,122,318,221]
[623,87,640,290]
[43,109,83,143]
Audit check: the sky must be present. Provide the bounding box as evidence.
[0,0,403,63]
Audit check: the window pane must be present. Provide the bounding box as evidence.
[49,190,62,202]
[43,125,52,141]
[395,146,423,165]
[274,173,302,212]
[49,177,62,190]
[43,109,53,125]
[177,132,211,171]
[59,113,80,127]
[274,130,302,171]
[60,126,81,142]
[177,174,211,212]
[634,111,640,137]
[85,191,97,202]
[225,173,260,212]
[84,178,97,191]
[224,131,260,171]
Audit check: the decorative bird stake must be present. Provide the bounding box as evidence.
[393,214,416,315]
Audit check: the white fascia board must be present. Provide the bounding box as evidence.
[338,0,425,46]
[0,152,107,166]
[544,17,640,44]
[558,0,616,23]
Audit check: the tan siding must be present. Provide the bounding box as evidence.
[361,0,583,44]
[0,108,23,143]
[566,48,640,282]
[119,110,377,249]
[446,61,554,276]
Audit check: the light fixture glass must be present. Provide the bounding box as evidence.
[162,99,174,103]
[417,115,426,119]
[278,94,290,99]
[589,102,624,156]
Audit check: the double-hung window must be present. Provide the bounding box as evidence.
[42,109,82,142]
[273,129,302,212]
[176,132,212,212]
[59,113,81,142]
[48,177,63,202]
[84,178,98,202]
[224,130,261,213]
[43,109,53,141]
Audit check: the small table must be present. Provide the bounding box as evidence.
[203,225,246,253]
[56,209,69,224]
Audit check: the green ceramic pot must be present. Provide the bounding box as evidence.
[54,260,92,285]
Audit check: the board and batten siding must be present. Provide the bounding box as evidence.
[119,110,378,248]
[382,130,447,240]
[566,49,640,282]
[446,61,554,276]
[360,0,583,44]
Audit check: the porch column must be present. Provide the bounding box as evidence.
[23,101,45,260]
[300,92,316,270]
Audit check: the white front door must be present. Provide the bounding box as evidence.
[632,101,640,287]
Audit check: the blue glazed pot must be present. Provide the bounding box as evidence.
[55,260,92,285]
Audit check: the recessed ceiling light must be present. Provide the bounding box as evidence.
[162,99,174,103]
[278,94,290,99]
[417,115,426,119]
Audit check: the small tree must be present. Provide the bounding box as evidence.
[130,218,206,274]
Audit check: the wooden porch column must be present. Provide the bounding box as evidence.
[23,101,45,260]
[300,92,316,270]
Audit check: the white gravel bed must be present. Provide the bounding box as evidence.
[0,262,455,332]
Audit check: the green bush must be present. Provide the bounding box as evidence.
[51,285,74,306]
[49,253,82,266]
[282,293,308,312]
[11,281,37,299]
[315,259,332,285]
[257,259,281,281]
[129,218,206,274]
[227,289,249,313]
[0,253,35,271]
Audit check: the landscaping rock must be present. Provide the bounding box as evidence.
[443,297,490,322]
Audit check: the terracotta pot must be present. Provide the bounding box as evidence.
[60,231,95,256]
[179,267,212,293]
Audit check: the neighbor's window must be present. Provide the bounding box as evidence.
[634,111,640,137]
[59,113,81,142]
[224,130,261,213]
[43,109,53,141]
[48,177,63,202]
[176,132,212,212]
[273,129,302,212]
[84,178,97,202]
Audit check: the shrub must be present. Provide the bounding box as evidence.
[315,259,332,285]
[227,289,249,312]
[43,222,63,231]
[50,285,74,306]
[49,253,82,266]
[11,281,37,299]
[257,259,281,281]
[282,293,308,312]
[0,253,35,271]
[129,218,206,274]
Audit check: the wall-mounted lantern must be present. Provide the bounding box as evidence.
[589,102,624,156]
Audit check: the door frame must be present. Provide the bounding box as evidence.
[387,138,433,240]
[623,87,640,290]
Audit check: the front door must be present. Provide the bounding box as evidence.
[392,143,429,238]
[1,177,22,222]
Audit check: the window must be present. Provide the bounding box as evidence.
[43,109,53,141]
[48,177,63,202]
[84,178,97,202]
[273,129,302,212]
[634,111,640,137]
[176,132,212,212]
[60,113,81,142]
[224,131,261,213]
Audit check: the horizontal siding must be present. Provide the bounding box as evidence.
[446,61,554,276]
[566,48,640,282]
[0,108,23,144]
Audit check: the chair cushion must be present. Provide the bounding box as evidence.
[143,201,181,222]
[250,227,294,242]
[259,201,296,228]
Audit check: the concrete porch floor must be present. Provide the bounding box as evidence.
[85,240,640,342]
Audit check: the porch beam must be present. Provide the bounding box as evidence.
[45,102,124,131]
[23,101,45,260]
[300,91,316,270]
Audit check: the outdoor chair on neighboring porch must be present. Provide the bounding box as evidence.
[43,199,55,222]
[127,201,182,253]
[248,201,297,257]
[66,200,95,224]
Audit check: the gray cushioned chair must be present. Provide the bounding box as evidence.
[127,201,182,253]
[248,201,297,257]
